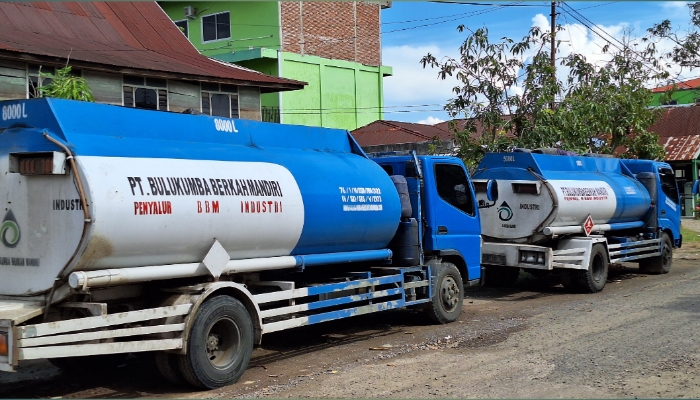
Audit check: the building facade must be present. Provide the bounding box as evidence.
[0,2,303,119]
[159,1,392,130]
[650,78,700,107]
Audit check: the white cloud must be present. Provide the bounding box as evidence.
[382,44,457,107]
[662,1,690,11]
[381,7,692,123]
[417,116,444,125]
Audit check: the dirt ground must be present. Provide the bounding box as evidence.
[2,221,700,398]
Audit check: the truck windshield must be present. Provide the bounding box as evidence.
[434,163,474,215]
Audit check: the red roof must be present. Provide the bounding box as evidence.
[652,78,700,93]
[351,120,453,147]
[433,117,517,139]
[648,106,700,161]
[0,2,304,91]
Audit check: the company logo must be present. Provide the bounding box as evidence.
[1,210,20,248]
[497,201,513,221]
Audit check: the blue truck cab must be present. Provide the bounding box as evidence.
[372,154,483,286]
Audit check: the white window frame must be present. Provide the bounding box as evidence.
[200,84,239,118]
[122,76,169,111]
[200,11,231,43]
[174,19,188,38]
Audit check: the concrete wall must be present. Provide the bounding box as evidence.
[279,53,388,129]
[161,1,389,130]
[159,2,280,55]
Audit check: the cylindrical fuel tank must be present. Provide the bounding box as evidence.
[0,99,401,295]
[473,152,652,242]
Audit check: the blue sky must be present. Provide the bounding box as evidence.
[379,1,694,124]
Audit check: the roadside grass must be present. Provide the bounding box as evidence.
[682,225,700,243]
[681,224,700,251]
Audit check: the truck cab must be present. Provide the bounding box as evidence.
[372,154,483,285]
[621,159,682,247]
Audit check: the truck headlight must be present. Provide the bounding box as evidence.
[0,332,7,357]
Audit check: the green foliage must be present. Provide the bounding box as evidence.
[422,24,668,166]
[649,2,700,69]
[38,66,94,102]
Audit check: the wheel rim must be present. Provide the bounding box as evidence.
[591,252,604,282]
[440,275,460,313]
[204,317,241,370]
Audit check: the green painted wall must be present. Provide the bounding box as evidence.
[283,59,322,127]
[159,2,280,54]
[159,1,390,130]
[650,89,700,106]
[277,53,387,129]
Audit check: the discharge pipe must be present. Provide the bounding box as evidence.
[69,249,393,290]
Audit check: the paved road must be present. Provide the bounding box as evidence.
[1,245,699,398]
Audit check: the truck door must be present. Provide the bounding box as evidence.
[424,161,481,280]
[657,166,681,242]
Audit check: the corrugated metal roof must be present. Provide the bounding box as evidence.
[652,78,700,93]
[649,106,700,161]
[433,117,517,140]
[0,2,304,91]
[351,120,453,147]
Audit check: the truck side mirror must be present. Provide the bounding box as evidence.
[486,180,498,202]
[694,180,700,195]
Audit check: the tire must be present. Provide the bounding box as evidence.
[639,233,673,275]
[561,243,609,293]
[424,262,464,324]
[179,296,254,389]
[49,353,128,373]
[484,265,520,287]
[155,352,186,385]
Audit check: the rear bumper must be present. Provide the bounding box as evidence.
[0,300,44,372]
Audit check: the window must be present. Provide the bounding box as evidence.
[434,163,474,215]
[174,20,188,38]
[123,75,167,111]
[27,64,55,98]
[202,12,230,42]
[659,167,679,204]
[201,83,239,118]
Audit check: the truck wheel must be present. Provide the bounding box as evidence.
[154,352,185,385]
[179,295,254,389]
[561,244,608,293]
[424,262,464,324]
[484,265,520,287]
[639,233,673,275]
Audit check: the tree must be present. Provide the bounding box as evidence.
[38,66,94,102]
[648,2,700,69]
[422,24,668,166]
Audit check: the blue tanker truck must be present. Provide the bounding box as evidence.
[0,98,680,388]
[0,98,486,388]
[470,151,681,292]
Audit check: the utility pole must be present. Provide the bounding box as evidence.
[550,1,557,109]
[550,1,556,77]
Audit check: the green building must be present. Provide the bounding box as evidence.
[650,78,700,106]
[159,1,392,130]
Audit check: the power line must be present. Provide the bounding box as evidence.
[559,2,665,78]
